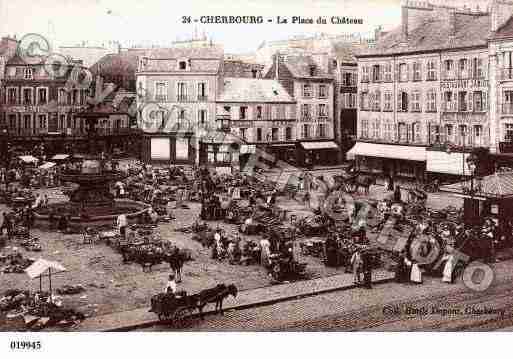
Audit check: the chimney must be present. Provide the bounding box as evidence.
[401,4,409,40]
[374,25,383,42]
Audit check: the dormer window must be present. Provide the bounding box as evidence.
[24,68,33,80]
[179,61,187,70]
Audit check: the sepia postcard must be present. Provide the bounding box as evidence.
[0,0,512,357]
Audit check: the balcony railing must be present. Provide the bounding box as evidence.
[155,95,167,102]
[442,103,457,112]
[197,95,208,101]
[177,95,188,102]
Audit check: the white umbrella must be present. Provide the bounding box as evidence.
[25,258,66,302]
[38,162,56,170]
[51,154,69,161]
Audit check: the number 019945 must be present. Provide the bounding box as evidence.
[10,341,41,350]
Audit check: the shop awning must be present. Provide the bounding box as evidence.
[38,162,56,170]
[300,141,339,150]
[51,154,70,160]
[346,142,426,162]
[440,171,513,199]
[18,155,39,163]
[426,150,471,176]
[25,259,66,279]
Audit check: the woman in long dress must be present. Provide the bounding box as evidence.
[442,253,455,283]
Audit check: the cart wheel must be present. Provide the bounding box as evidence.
[172,308,189,327]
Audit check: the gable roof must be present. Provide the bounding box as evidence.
[282,55,333,80]
[492,15,513,40]
[217,77,295,103]
[357,12,491,57]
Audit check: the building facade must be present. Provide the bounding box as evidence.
[352,1,493,180]
[265,54,339,166]
[136,46,223,165]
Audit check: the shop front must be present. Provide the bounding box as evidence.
[347,142,427,180]
[426,149,472,182]
[298,140,340,167]
[141,134,196,165]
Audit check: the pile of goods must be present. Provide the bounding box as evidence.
[56,285,86,296]
[0,251,35,274]
[18,237,42,252]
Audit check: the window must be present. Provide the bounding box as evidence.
[197,83,207,101]
[318,123,326,138]
[459,59,468,78]
[427,61,437,81]
[444,60,454,79]
[239,106,247,120]
[459,125,468,145]
[318,104,328,117]
[505,124,513,141]
[256,128,262,141]
[198,109,207,125]
[472,58,484,79]
[23,115,31,129]
[445,124,454,140]
[369,90,381,111]
[285,127,292,140]
[179,61,187,70]
[430,125,440,144]
[303,84,312,97]
[412,91,421,112]
[473,91,483,112]
[384,122,393,141]
[215,144,231,163]
[383,92,392,111]
[346,93,357,108]
[301,104,311,119]
[399,63,408,82]
[361,66,369,82]
[444,91,455,111]
[38,114,46,129]
[177,82,187,101]
[318,84,327,98]
[412,122,421,143]
[240,128,247,141]
[271,128,278,141]
[343,72,355,86]
[372,120,380,139]
[458,91,468,112]
[302,124,310,139]
[413,62,421,81]
[8,114,16,129]
[23,88,32,105]
[398,123,407,142]
[384,64,392,82]
[256,106,262,119]
[398,91,408,112]
[360,92,369,110]
[24,68,33,80]
[37,88,47,104]
[58,88,67,105]
[474,125,483,145]
[60,114,66,129]
[361,120,369,138]
[7,88,17,104]
[372,65,381,82]
[426,90,437,112]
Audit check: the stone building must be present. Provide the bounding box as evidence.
[351,1,492,180]
[265,53,339,166]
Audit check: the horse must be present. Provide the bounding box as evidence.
[355,175,376,195]
[196,283,238,320]
[165,247,186,282]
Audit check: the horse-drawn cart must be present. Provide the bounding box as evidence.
[149,291,198,324]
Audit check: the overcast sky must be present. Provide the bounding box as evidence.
[0,0,491,53]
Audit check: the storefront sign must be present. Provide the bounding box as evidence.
[271,120,294,126]
[440,79,488,89]
[441,112,487,123]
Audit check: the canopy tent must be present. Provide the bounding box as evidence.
[51,154,70,161]
[18,155,39,163]
[25,259,66,303]
[38,162,56,170]
[346,142,426,162]
[440,171,513,200]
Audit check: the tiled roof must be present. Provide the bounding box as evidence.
[492,16,513,40]
[440,171,513,199]
[357,12,491,57]
[217,77,295,103]
[282,55,333,80]
[144,46,223,59]
[90,51,143,91]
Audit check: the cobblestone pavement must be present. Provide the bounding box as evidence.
[143,260,513,331]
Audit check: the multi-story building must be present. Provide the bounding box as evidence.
[216,77,296,167]
[136,46,223,164]
[351,1,492,180]
[265,54,339,166]
[1,52,92,154]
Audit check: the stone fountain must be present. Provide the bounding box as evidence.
[34,107,148,227]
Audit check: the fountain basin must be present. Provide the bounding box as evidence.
[34,199,150,228]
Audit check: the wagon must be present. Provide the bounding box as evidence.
[149,291,199,325]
